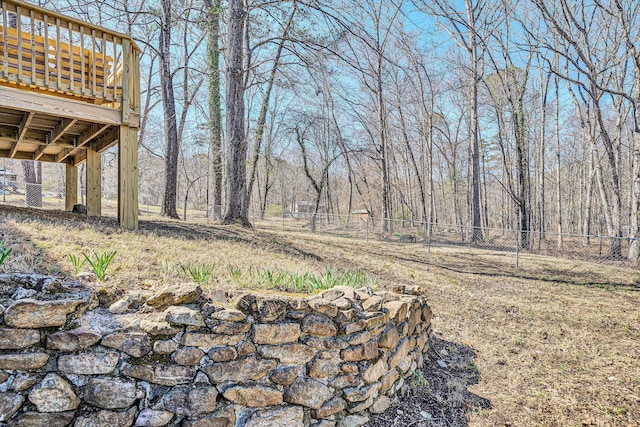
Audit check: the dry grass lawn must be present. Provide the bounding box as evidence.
[0,205,638,426]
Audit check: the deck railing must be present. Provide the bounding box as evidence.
[0,0,139,118]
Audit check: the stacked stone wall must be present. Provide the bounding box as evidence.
[0,274,432,427]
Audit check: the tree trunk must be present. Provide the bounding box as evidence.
[159,0,180,219]
[555,76,563,248]
[205,0,223,219]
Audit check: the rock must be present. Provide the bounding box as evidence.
[256,298,287,322]
[9,411,75,427]
[383,301,407,322]
[234,293,257,314]
[343,383,381,403]
[46,328,101,351]
[379,369,399,394]
[222,385,283,407]
[307,299,338,317]
[343,330,373,346]
[74,408,137,427]
[388,338,410,370]
[283,377,333,410]
[172,347,205,366]
[102,333,151,358]
[362,358,387,383]
[336,309,357,324]
[158,386,218,418]
[245,406,304,427]
[0,352,49,370]
[4,299,83,328]
[268,366,298,386]
[135,409,174,426]
[28,373,80,412]
[365,312,388,329]
[58,352,119,375]
[0,392,24,421]
[313,397,346,418]
[85,378,137,409]
[146,283,202,310]
[0,328,40,349]
[288,298,309,311]
[340,341,378,362]
[377,325,399,349]
[341,363,358,374]
[0,372,8,384]
[304,337,349,351]
[257,343,316,364]
[320,288,345,301]
[11,373,40,391]
[348,396,374,412]
[181,333,245,348]
[140,320,181,336]
[338,415,369,427]
[182,407,235,427]
[108,296,134,314]
[302,314,337,337]
[340,320,367,335]
[209,321,251,335]
[329,374,359,389]
[153,340,179,354]
[333,298,352,310]
[121,363,195,386]
[362,296,383,312]
[207,346,237,362]
[165,306,205,327]
[211,309,246,322]
[202,356,276,383]
[237,340,256,356]
[308,355,341,379]
[253,323,301,344]
[370,395,392,414]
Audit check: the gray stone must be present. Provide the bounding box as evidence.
[253,323,301,344]
[140,320,181,336]
[337,415,369,427]
[121,363,195,386]
[257,343,316,364]
[134,409,174,426]
[172,347,205,366]
[340,341,378,362]
[28,373,80,413]
[245,406,304,427]
[154,339,179,354]
[0,392,24,421]
[222,385,283,407]
[9,411,75,427]
[202,356,276,383]
[181,333,245,348]
[182,407,235,427]
[0,352,49,370]
[157,386,218,418]
[340,320,367,335]
[207,346,237,362]
[165,306,205,327]
[329,374,359,389]
[236,340,256,356]
[46,328,101,352]
[283,377,333,410]
[308,354,341,379]
[343,383,381,403]
[74,408,136,427]
[255,298,287,322]
[4,299,83,328]
[388,338,410,370]
[209,321,251,335]
[377,325,399,349]
[312,397,346,418]
[210,309,246,322]
[302,314,337,337]
[0,328,40,349]
[146,283,203,310]
[362,358,387,384]
[101,333,151,358]
[268,366,298,386]
[370,395,392,414]
[307,299,338,317]
[58,352,119,375]
[85,378,137,409]
[11,373,40,392]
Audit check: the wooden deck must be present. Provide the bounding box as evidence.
[0,0,140,228]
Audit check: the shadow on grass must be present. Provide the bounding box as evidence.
[366,337,490,427]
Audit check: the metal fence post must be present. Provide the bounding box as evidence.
[427,222,432,254]
[515,230,519,269]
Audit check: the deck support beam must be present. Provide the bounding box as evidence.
[118,125,138,229]
[86,148,101,217]
[65,163,78,211]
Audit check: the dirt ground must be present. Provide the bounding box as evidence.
[1,205,639,426]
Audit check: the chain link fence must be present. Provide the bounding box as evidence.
[0,181,66,210]
[240,208,638,267]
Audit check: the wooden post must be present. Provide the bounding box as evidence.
[65,163,77,211]
[118,125,138,229]
[86,148,101,217]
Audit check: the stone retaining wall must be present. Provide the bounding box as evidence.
[0,274,432,427]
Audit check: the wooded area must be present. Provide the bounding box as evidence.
[14,0,640,261]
